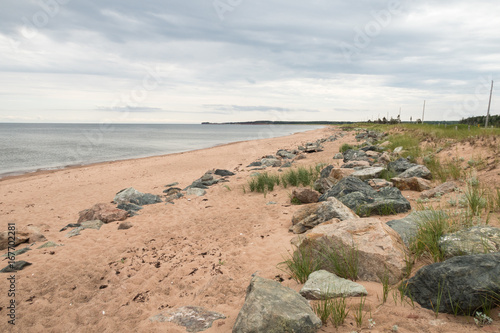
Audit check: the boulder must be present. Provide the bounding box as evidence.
[247,161,262,167]
[378,152,391,164]
[114,187,162,205]
[0,228,43,251]
[300,270,368,300]
[290,197,358,234]
[420,181,458,199]
[386,210,448,247]
[365,150,380,158]
[1,260,32,273]
[37,241,62,249]
[343,149,369,163]
[1,246,31,258]
[330,168,355,180]
[313,166,335,194]
[292,188,320,204]
[232,276,322,333]
[304,142,323,153]
[163,187,182,195]
[186,188,206,196]
[297,218,407,284]
[398,165,432,180]
[439,226,500,258]
[261,158,281,167]
[78,203,128,224]
[118,221,133,230]
[341,161,371,169]
[164,188,184,202]
[360,145,378,152]
[277,150,296,159]
[116,203,143,215]
[351,167,386,181]
[214,169,235,177]
[65,220,104,238]
[387,158,416,174]
[367,178,393,190]
[318,177,411,216]
[404,253,500,315]
[391,177,432,192]
[333,153,343,159]
[150,306,225,332]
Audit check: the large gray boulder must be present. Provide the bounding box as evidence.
[261,157,281,167]
[290,197,358,234]
[277,149,296,159]
[300,270,367,300]
[404,253,500,315]
[351,167,386,181]
[343,149,369,162]
[387,158,416,174]
[296,218,407,284]
[319,177,411,216]
[398,165,432,180]
[386,210,448,247]
[114,187,162,205]
[439,226,500,258]
[232,276,322,333]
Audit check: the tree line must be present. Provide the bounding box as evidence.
[459,114,500,127]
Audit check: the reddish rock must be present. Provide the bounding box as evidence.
[379,152,391,164]
[367,178,393,190]
[290,197,358,234]
[341,160,370,169]
[292,187,320,204]
[420,181,459,199]
[391,177,432,192]
[78,203,128,224]
[329,168,355,180]
[296,218,406,284]
[0,226,46,250]
[365,150,380,158]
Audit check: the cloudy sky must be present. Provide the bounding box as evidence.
[1,0,499,123]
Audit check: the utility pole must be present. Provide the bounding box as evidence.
[422,100,426,124]
[485,80,494,128]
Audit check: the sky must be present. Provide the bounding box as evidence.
[0,0,499,124]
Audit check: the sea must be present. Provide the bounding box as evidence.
[0,123,323,178]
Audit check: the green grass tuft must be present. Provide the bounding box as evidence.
[319,242,359,281]
[340,143,355,153]
[409,209,458,262]
[278,246,321,284]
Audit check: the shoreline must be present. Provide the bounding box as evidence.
[0,126,325,182]
[1,125,497,333]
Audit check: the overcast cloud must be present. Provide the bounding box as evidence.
[0,0,498,123]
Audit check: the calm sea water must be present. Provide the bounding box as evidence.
[0,123,323,177]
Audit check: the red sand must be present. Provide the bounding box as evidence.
[0,126,498,333]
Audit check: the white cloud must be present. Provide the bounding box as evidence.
[0,0,498,123]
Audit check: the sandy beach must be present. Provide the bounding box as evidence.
[1,126,499,333]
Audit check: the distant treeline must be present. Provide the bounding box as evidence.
[459,114,500,127]
[201,121,355,125]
